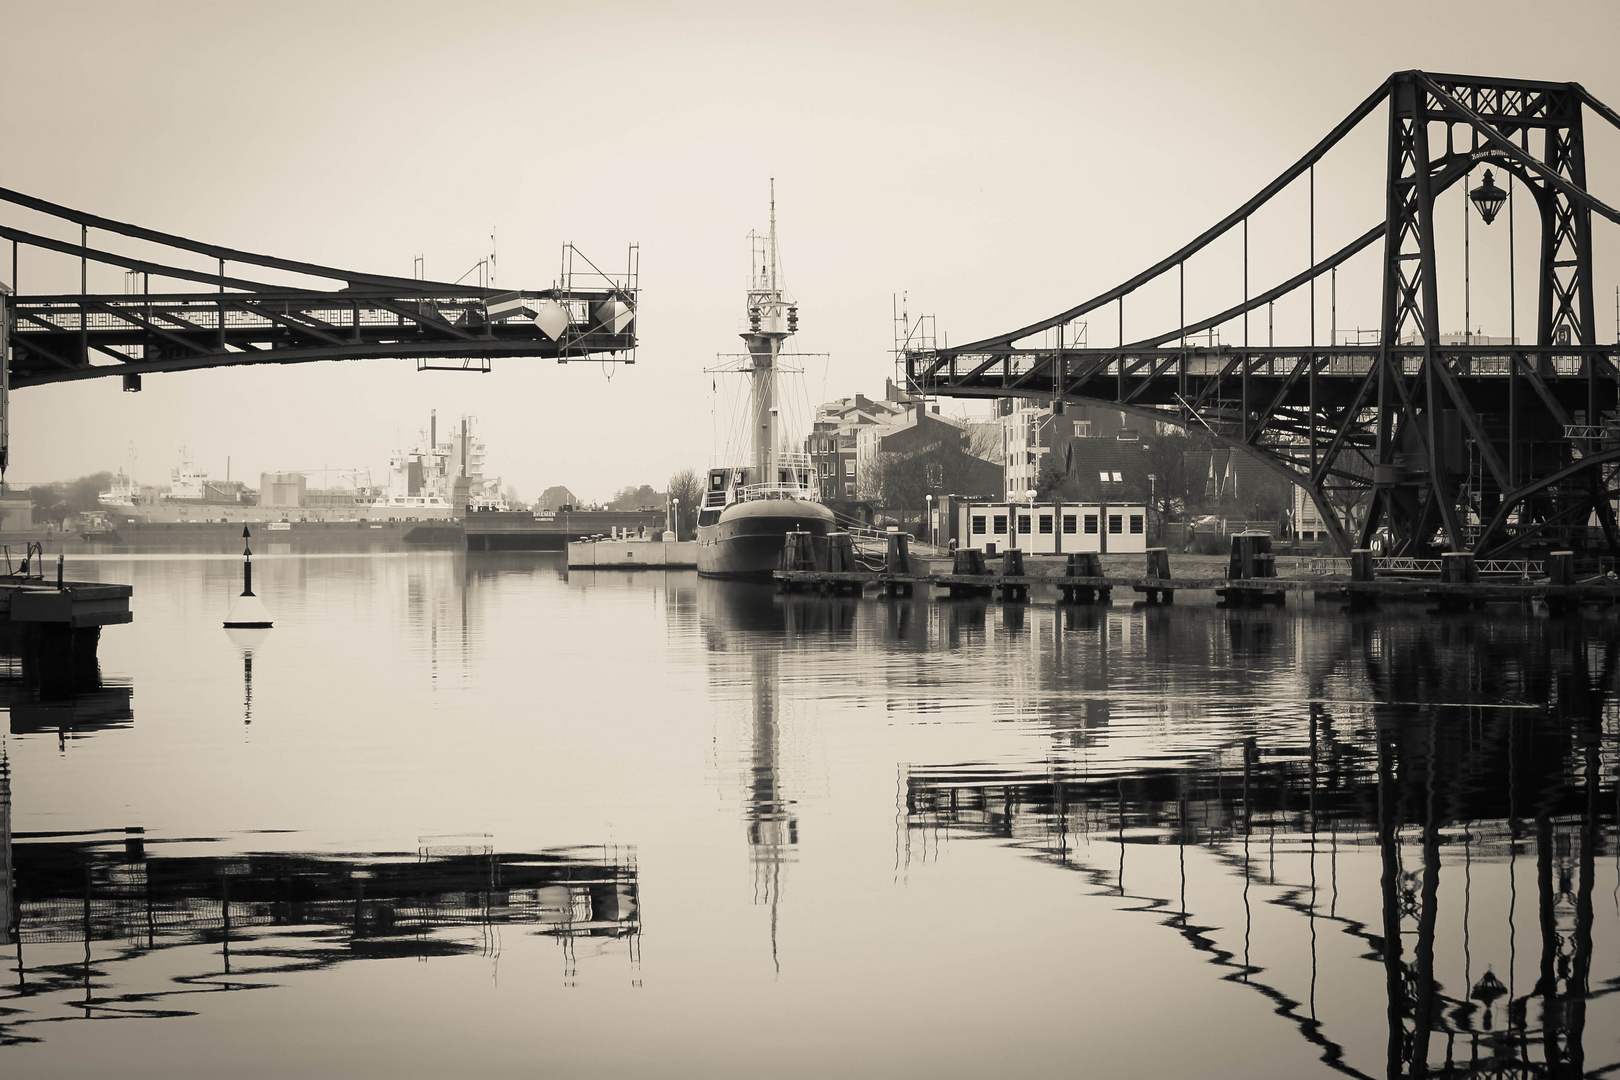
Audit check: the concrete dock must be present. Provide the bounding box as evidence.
[0,575,133,690]
[567,539,697,569]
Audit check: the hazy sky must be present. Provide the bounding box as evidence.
[6,0,1620,501]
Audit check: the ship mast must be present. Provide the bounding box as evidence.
[743,180,795,486]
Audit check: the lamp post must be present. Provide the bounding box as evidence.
[1469,169,1507,224]
[1148,473,1157,543]
[925,493,934,548]
[670,497,679,541]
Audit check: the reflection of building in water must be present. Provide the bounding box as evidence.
[698,580,800,970]
[0,823,638,1046]
[905,618,1620,1078]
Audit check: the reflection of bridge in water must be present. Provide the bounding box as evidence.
[0,749,639,1046]
[903,614,1619,1078]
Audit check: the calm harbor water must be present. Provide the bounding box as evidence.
[2,551,1618,1078]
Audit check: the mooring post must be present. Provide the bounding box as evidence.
[1544,549,1576,615]
[885,532,911,575]
[1437,551,1482,612]
[948,547,991,598]
[883,532,913,597]
[826,532,854,573]
[1440,551,1479,585]
[1000,548,1027,602]
[1347,548,1378,611]
[1142,547,1173,604]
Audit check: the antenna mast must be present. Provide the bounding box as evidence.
[769,178,778,295]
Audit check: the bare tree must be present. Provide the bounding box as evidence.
[963,420,1004,465]
[666,467,703,539]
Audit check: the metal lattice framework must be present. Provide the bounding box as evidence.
[904,71,1620,558]
[0,186,638,472]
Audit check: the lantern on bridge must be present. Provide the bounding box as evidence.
[1469,169,1507,225]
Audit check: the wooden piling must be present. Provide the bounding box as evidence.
[885,533,912,575]
[947,548,992,598]
[1545,550,1576,615]
[1000,548,1028,602]
[1435,552,1484,611]
[826,532,856,573]
[1219,532,1284,606]
[1345,548,1378,610]
[1059,551,1109,605]
[1136,547,1174,604]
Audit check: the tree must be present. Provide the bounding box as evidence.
[963,420,1003,465]
[28,472,112,527]
[1033,456,1066,501]
[666,467,703,539]
[608,484,662,511]
[1140,430,1195,519]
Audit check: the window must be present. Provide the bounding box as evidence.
[844,460,856,477]
[1084,514,1099,534]
[1108,514,1123,534]
[1099,471,1109,482]
[1017,514,1031,534]
[844,482,855,496]
[1039,514,1053,534]
[1062,514,1077,534]
[971,515,986,535]
[1112,471,1123,483]
[1129,514,1144,534]
[993,514,1008,534]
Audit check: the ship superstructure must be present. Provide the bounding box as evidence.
[374,411,507,517]
[696,184,834,578]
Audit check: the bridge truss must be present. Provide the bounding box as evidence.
[0,186,637,474]
[904,71,1620,558]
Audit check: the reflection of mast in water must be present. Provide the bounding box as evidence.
[225,627,271,725]
[1,742,13,957]
[745,649,796,972]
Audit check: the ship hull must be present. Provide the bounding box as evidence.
[697,499,834,579]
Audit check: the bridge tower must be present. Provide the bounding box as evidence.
[1367,72,1614,555]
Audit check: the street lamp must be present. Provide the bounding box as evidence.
[1470,169,1507,225]
[669,496,679,541]
[925,493,934,548]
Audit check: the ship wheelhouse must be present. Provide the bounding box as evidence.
[698,454,820,529]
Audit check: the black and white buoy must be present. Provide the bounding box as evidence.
[223,526,273,630]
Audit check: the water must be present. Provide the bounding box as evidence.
[2,551,1618,1078]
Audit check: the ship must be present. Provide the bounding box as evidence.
[696,186,834,579]
[370,411,507,519]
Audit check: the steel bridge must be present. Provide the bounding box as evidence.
[0,186,637,473]
[904,71,1620,559]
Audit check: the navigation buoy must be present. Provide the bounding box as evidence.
[223,526,273,630]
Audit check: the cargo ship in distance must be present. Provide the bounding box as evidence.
[696,186,834,579]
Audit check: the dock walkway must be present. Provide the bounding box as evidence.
[772,531,1620,613]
